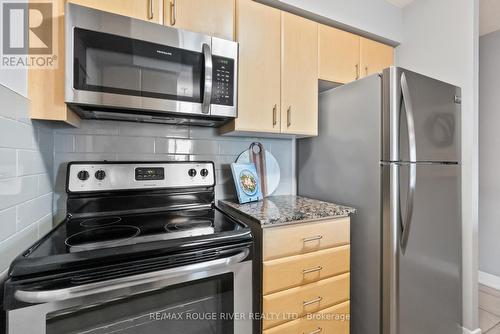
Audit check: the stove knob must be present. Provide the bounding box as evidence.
[200,168,209,177]
[95,170,106,181]
[188,169,197,177]
[77,170,89,181]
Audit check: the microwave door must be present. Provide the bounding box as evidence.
[69,27,208,116]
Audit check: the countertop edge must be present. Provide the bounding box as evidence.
[217,198,354,229]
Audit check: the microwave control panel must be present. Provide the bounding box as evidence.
[212,55,234,106]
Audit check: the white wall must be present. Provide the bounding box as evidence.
[262,0,403,44]
[479,30,500,278]
[396,0,480,331]
[0,84,55,273]
[0,69,27,97]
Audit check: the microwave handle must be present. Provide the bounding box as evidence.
[202,43,213,114]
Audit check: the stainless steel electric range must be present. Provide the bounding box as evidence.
[3,161,253,334]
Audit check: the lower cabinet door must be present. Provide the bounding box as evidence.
[263,301,350,334]
[262,273,350,329]
[263,217,350,261]
[263,245,350,294]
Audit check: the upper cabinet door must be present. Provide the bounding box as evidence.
[360,37,394,77]
[166,0,235,40]
[68,0,162,23]
[232,0,281,133]
[318,25,360,84]
[281,12,318,136]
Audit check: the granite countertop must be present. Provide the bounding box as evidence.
[218,195,356,227]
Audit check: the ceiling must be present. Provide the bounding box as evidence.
[480,0,500,36]
[384,0,414,8]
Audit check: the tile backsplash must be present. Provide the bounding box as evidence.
[53,120,296,220]
[0,81,296,273]
[0,85,54,273]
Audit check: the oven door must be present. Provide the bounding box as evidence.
[65,3,217,117]
[7,247,252,334]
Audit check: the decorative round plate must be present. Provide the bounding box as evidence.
[236,148,280,196]
[239,169,258,196]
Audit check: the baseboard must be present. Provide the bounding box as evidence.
[479,270,500,291]
[463,327,481,334]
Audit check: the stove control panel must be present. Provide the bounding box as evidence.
[135,167,164,181]
[68,162,215,193]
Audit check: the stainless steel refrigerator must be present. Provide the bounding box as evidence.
[298,67,462,334]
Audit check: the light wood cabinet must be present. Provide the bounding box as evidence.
[318,25,360,84]
[165,0,235,40]
[263,273,350,329]
[221,5,318,137]
[319,26,394,84]
[261,217,351,332]
[222,0,281,134]
[263,301,350,334]
[263,245,350,294]
[29,0,79,126]
[280,12,318,136]
[360,37,394,77]
[263,217,350,260]
[69,0,162,23]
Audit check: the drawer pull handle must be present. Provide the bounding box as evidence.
[170,0,177,26]
[147,0,154,20]
[272,104,277,126]
[303,266,323,275]
[303,235,323,243]
[303,296,323,307]
[305,328,323,334]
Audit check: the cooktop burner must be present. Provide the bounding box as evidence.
[7,162,252,279]
[65,225,141,251]
[80,216,122,227]
[65,215,219,253]
[165,220,213,231]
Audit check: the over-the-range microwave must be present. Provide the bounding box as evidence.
[65,3,238,127]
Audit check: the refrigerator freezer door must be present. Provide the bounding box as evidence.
[382,67,461,163]
[298,74,382,334]
[382,163,462,334]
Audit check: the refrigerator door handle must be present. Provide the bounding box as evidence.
[400,163,416,254]
[400,72,417,254]
[400,72,417,162]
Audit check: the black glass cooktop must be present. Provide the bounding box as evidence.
[9,207,251,278]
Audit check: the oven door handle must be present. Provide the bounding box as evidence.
[201,43,213,115]
[14,248,249,304]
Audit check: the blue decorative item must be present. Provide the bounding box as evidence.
[231,163,263,204]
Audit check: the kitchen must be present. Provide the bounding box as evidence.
[0,0,480,334]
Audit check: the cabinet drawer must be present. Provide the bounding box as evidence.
[263,245,350,294]
[263,301,350,334]
[263,273,350,329]
[263,218,350,260]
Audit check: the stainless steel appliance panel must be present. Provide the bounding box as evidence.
[382,163,462,334]
[210,37,238,118]
[67,162,215,193]
[8,252,253,334]
[297,74,382,334]
[383,67,461,163]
